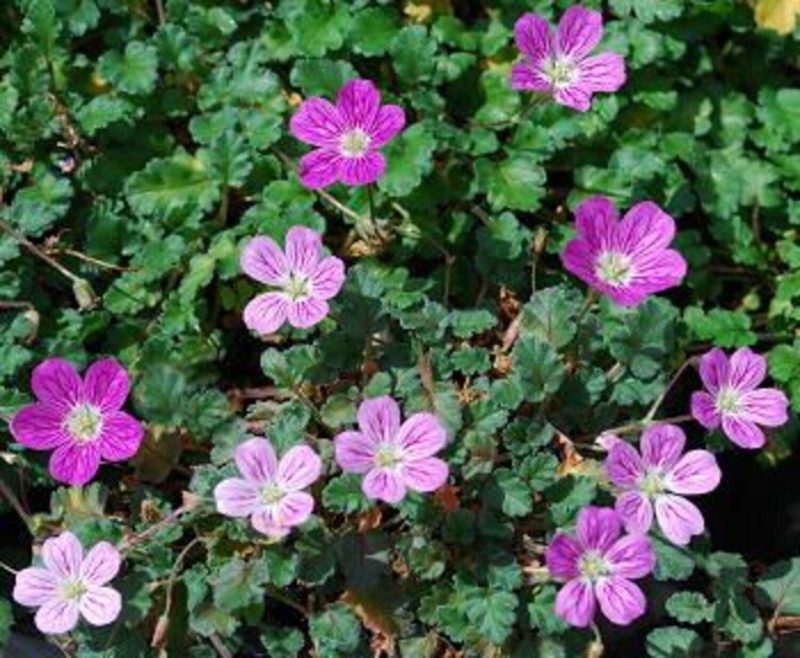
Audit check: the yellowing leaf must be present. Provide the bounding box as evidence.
[754,0,800,35]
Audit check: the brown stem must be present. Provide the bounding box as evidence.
[0,476,32,532]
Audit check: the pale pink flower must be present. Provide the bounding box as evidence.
[290,78,405,189]
[241,226,345,335]
[334,396,449,504]
[11,358,144,486]
[13,531,122,635]
[691,347,789,449]
[511,6,626,112]
[605,424,722,546]
[214,437,322,538]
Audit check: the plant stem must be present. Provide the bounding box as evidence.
[266,586,308,617]
[120,503,194,551]
[0,219,84,286]
[366,183,379,234]
[0,476,32,532]
[599,414,694,438]
[0,558,18,575]
[643,356,698,423]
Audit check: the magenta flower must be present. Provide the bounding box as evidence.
[511,6,626,112]
[691,347,789,449]
[214,437,322,538]
[334,396,449,504]
[10,358,144,486]
[13,531,122,635]
[561,196,687,307]
[289,78,405,189]
[546,506,655,628]
[241,226,345,335]
[605,424,721,546]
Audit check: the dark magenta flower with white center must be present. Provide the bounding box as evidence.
[546,506,655,628]
[334,396,449,504]
[511,6,626,112]
[289,78,405,189]
[561,195,687,306]
[11,358,144,486]
[241,226,346,335]
[691,347,789,449]
[13,531,122,635]
[214,437,322,538]
[605,424,722,546]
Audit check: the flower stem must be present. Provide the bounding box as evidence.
[0,476,32,533]
[366,183,379,234]
[643,356,698,423]
[600,414,694,438]
[0,558,18,575]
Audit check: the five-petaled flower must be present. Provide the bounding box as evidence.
[11,358,144,486]
[290,78,405,189]
[334,396,449,504]
[691,347,789,449]
[511,6,626,112]
[605,424,722,546]
[561,195,687,306]
[13,531,122,635]
[241,226,346,335]
[546,506,655,628]
[214,437,322,538]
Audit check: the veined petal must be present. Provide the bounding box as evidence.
[80,542,121,586]
[741,389,789,427]
[35,598,80,635]
[234,437,278,484]
[545,533,582,580]
[289,97,344,148]
[214,478,260,518]
[698,348,729,394]
[334,431,378,473]
[362,468,406,504]
[691,391,721,429]
[577,52,626,92]
[510,62,551,92]
[79,585,121,626]
[728,347,767,391]
[605,534,655,579]
[287,298,329,329]
[243,292,290,335]
[49,442,101,486]
[82,358,131,412]
[298,149,342,189]
[557,6,603,60]
[98,411,144,462]
[595,577,646,626]
[554,579,596,628]
[251,510,291,538]
[514,13,553,62]
[369,105,405,148]
[553,84,592,112]
[605,440,644,487]
[615,491,654,536]
[336,79,381,129]
[310,256,346,301]
[338,152,386,186]
[31,358,82,411]
[13,567,59,607]
[721,416,766,449]
[576,506,621,551]
[399,457,448,493]
[357,396,401,444]
[43,532,83,580]
[616,202,676,258]
[396,412,447,459]
[273,492,315,527]
[666,450,721,495]
[277,445,322,491]
[240,236,289,286]
[575,196,619,249]
[285,225,322,274]
[655,494,705,545]
[640,424,685,470]
[631,249,687,295]
[10,403,69,451]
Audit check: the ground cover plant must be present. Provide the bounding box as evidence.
[1,0,800,656]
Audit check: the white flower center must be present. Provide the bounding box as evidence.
[541,56,577,88]
[60,578,88,602]
[578,550,611,581]
[65,403,103,443]
[260,482,285,505]
[339,129,371,158]
[595,251,635,287]
[374,443,404,469]
[284,272,311,301]
[638,469,666,498]
[716,386,741,415]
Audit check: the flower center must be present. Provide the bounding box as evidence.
[541,56,577,88]
[65,403,103,443]
[578,550,611,581]
[716,387,741,415]
[595,251,634,287]
[284,272,311,301]
[60,579,88,601]
[638,469,665,498]
[339,129,371,158]
[260,482,285,505]
[374,443,404,469]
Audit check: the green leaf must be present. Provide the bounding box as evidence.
[666,592,713,624]
[212,556,271,612]
[309,604,361,656]
[527,585,569,635]
[684,307,757,348]
[98,41,158,95]
[492,469,532,517]
[756,558,800,615]
[462,590,518,645]
[8,168,73,235]
[351,7,398,57]
[22,0,59,56]
[261,625,305,658]
[521,286,583,349]
[322,474,370,515]
[473,151,546,212]
[646,626,705,657]
[0,598,11,652]
[449,309,497,338]
[378,122,437,197]
[653,535,695,582]
[512,335,564,403]
[390,26,437,84]
[290,59,356,98]
[280,0,351,58]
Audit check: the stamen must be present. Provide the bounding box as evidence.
[595,251,634,287]
[578,550,610,581]
[65,404,103,444]
[374,444,404,469]
[339,129,371,158]
[541,56,577,88]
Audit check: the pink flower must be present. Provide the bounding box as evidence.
[11,358,144,486]
[511,6,626,112]
[13,531,122,635]
[605,424,721,546]
[561,196,687,306]
[241,226,346,335]
[546,506,655,628]
[691,347,789,449]
[214,437,322,538]
[334,396,449,504]
[289,78,405,189]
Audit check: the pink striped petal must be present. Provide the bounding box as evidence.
[80,542,121,586]
[357,396,401,444]
[251,510,291,538]
[575,196,619,249]
[615,491,653,535]
[310,256,345,300]
[287,298,329,328]
[31,358,82,411]
[79,585,121,626]
[289,97,344,148]
[43,532,83,579]
[243,292,290,335]
[49,441,101,486]
[369,105,405,148]
[35,598,80,635]
[362,468,406,504]
[557,6,603,60]
[666,450,721,495]
[334,431,378,473]
[336,79,381,129]
[396,412,446,459]
[546,533,582,580]
[605,440,644,487]
[285,226,322,274]
[631,249,687,295]
[514,13,552,62]
[655,494,705,545]
[399,457,448,493]
[82,358,130,412]
[577,53,626,93]
[554,579,596,628]
[576,506,621,551]
[640,424,685,470]
[240,236,289,285]
[273,491,315,527]
[13,567,59,607]
[691,391,720,429]
[277,445,322,491]
[98,411,144,462]
[721,416,766,449]
[728,348,767,391]
[298,148,342,189]
[339,152,386,186]
[554,84,592,112]
[741,389,789,427]
[595,577,646,626]
[510,63,551,92]
[234,437,278,484]
[214,478,260,517]
[10,403,69,450]
[605,534,655,579]
[698,348,729,394]
[616,202,676,258]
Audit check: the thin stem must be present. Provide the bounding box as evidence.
[210,634,233,658]
[120,504,193,552]
[643,356,698,423]
[366,184,378,233]
[599,414,694,438]
[0,476,32,532]
[0,558,19,575]
[59,249,129,272]
[0,300,33,311]
[294,388,335,436]
[266,586,308,617]
[576,289,599,324]
[153,0,165,24]
[0,219,84,285]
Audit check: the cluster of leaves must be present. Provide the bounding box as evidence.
[0,0,799,656]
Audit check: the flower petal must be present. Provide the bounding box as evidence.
[43,532,83,579]
[289,97,344,148]
[82,358,131,412]
[595,577,646,626]
[615,491,654,536]
[554,579,596,628]
[741,389,789,427]
[234,437,278,484]
[630,249,687,295]
[49,442,102,487]
[605,534,655,579]
[396,412,447,459]
[575,195,619,249]
[554,84,592,112]
[285,225,322,274]
[510,63,550,92]
[277,445,322,491]
[616,201,676,257]
[298,148,342,189]
[336,79,381,128]
[310,256,346,300]
[721,416,766,449]
[31,358,82,411]
[243,292,290,335]
[339,152,386,186]
[698,348,729,394]
[79,585,122,627]
[358,396,401,444]
[562,238,601,290]
[577,52,626,93]
[728,347,767,391]
[545,533,582,580]
[13,567,59,607]
[576,506,621,551]
[99,411,144,462]
[691,391,721,429]
[399,457,448,493]
[369,105,405,148]
[666,450,721,495]
[214,478,259,517]
[362,468,406,504]
[80,542,121,586]
[251,511,291,538]
[334,431,377,473]
[557,6,603,60]
[273,491,315,527]
[287,298,330,329]
[240,236,289,286]
[654,495,705,545]
[605,440,644,487]
[35,598,80,635]
[10,403,69,451]
[640,424,686,470]
[514,13,552,62]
